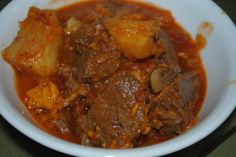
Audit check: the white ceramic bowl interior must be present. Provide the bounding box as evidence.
[0,0,236,157]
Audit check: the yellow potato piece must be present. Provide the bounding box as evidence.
[26,81,60,110]
[104,18,159,59]
[3,7,62,76]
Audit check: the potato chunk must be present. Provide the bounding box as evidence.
[26,81,60,110]
[3,7,62,76]
[104,18,159,59]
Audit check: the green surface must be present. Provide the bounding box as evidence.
[208,133,236,157]
[0,0,10,10]
[0,0,235,157]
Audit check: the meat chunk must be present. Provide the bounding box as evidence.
[3,7,62,76]
[149,73,200,134]
[78,71,150,148]
[54,107,75,135]
[62,22,121,82]
[150,29,181,93]
[155,29,179,66]
[75,49,120,82]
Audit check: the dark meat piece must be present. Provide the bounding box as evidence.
[78,71,150,148]
[149,72,200,134]
[150,29,181,93]
[155,29,179,66]
[75,48,120,82]
[62,22,121,83]
[54,107,75,135]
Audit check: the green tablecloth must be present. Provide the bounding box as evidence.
[0,0,235,157]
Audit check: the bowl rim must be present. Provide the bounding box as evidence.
[0,0,236,157]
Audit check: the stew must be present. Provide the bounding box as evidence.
[2,0,206,148]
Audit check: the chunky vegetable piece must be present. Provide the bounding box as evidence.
[26,81,60,110]
[3,7,62,76]
[104,18,160,59]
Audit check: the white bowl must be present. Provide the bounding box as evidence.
[0,0,236,157]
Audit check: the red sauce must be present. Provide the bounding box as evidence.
[12,0,206,147]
